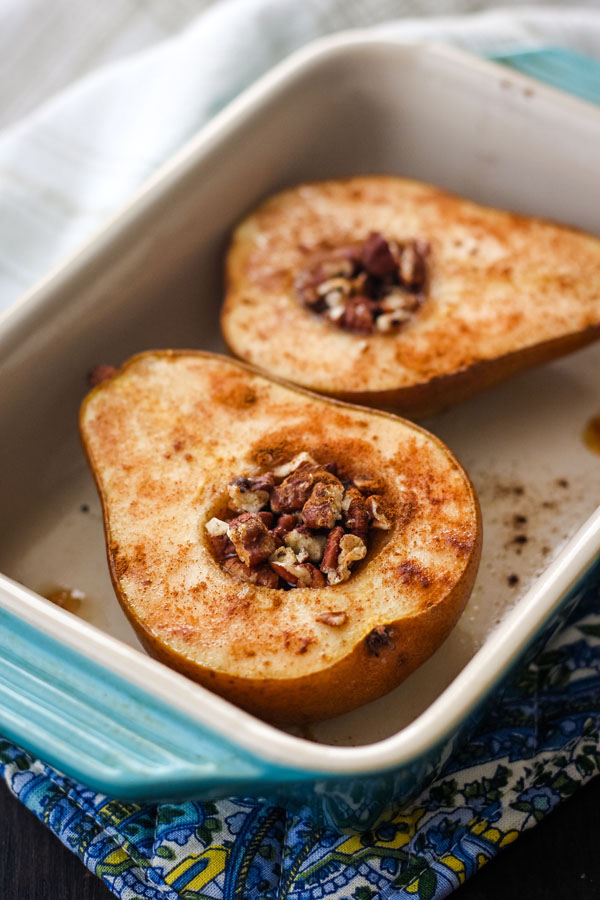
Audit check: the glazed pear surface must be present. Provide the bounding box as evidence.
[80,352,481,722]
[222,177,600,415]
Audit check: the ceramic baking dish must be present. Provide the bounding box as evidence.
[1,35,600,831]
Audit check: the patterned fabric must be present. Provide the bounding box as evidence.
[2,578,600,899]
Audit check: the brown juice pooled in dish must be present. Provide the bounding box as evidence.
[205,452,390,592]
[43,586,86,614]
[583,414,600,456]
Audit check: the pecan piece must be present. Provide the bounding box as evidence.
[376,310,413,333]
[271,464,339,514]
[257,510,275,529]
[205,517,237,561]
[352,474,383,494]
[228,477,269,514]
[272,452,317,479]
[285,527,327,564]
[342,487,370,539]
[320,255,356,278]
[249,472,276,493]
[223,557,279,588]
[341,296,376,334]
[302,481,344,530]
[270,467,314,512]
[322,533,367,585]
[399,242,427,288]
[317,276,353,299]
[228,512,278,567]
[269,547,325,588]
[321,526,344,572]
[365,625,395,657]
[316,610,348,627]
[273,513,299,540]
[361,233,398,278]
[366,495,391,530]
[296,258,355,306]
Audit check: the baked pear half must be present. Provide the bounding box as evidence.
[222,176,600,416]
[80,351,481,723]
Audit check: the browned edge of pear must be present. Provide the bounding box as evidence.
[222,310,600,420]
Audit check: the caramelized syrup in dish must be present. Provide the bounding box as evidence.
[43,586,86,615]
[583,415,600,456]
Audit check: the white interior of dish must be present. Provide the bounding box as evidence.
[1,37,599,763]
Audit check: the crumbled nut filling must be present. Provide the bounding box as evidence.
[296,232,429,334]
[205,455,391,594]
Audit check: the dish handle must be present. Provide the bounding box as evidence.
[0,600,301,802]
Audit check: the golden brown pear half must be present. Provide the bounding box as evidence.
[222,176,600,416]
[80,351,481,723]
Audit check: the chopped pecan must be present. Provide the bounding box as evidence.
[341,296,376,333]
[379,289,413,313]
[399,242,427,288]
[271,464,339,514]
[342,487,370,539]
[205,517,229,537]
[376,310,413,333]
[269,547,325,588]
[326,300,346,323]
[321,526,344,573]
[207,455,390,591]
[257,510,275,529]
[317,276,353,299]
[361,232,398,278]
[249,472,276,493]
[228,513,278,567]
[205,517,237,561]
[285,527,327,564]
[323,533,367,585]
[296,259,355,306]
[316,610,348,627]
[366,625,395,657]
[353,474,383,494]
[271,467,314,512]
[302,481,344,530]
[320,255,356,278]
[273,513,299,540]
[272,452,317,478]
[223,556,279,588]
[228,477,269,513]
[366,495,391,530]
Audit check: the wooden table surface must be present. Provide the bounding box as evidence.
[1,773,599,899]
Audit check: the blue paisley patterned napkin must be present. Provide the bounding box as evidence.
[1,574,600,899]
[1,33,600,900]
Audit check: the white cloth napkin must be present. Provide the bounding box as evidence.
[1,2,599,314]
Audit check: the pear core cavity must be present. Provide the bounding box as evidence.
[295,232,429,334]
[205,452,391,592]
